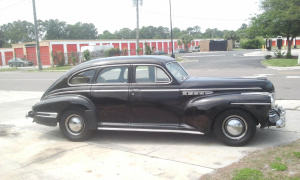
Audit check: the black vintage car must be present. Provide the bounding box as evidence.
[26,56,286,146]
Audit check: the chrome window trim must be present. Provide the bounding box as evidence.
[36,112,58,118]
[133,64,173,85]
[166,61,189,77]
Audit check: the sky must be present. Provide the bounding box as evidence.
[0,0,262,34]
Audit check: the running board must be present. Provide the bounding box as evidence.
[97,127,204,135]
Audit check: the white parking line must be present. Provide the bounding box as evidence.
[286,76,300,79]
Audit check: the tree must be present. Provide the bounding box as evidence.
[1,20,34,44]
[172,27,183,39]
[66,22,98,40]
[0,29,5,48]
[115,28,134,39]
[139,26,156,39]
[154,26,169,39]
[178,34,193,52]
[223,30,239,42]
[249,0,300,56]
[42,19,67,40]
[99,30,116,39]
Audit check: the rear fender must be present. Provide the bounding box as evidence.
[32,94,98,129]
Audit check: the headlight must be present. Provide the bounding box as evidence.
[270,92,276,108]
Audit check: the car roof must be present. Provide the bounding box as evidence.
[67,55,177,75]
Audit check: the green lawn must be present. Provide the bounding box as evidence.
[262,58,300,67]
[0,67,19,72]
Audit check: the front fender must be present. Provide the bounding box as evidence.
[182,94,271,134]
[32,94,98,129]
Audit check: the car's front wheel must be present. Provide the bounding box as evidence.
[214,109,256,146]
[59,109,92,141]
[20,63,24,67]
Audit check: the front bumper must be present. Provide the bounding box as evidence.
[269,105,286,128]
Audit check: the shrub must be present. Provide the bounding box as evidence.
[105,47,121,57]
[83,50,91,61]
[240,37,265,49]
[144,42,152,55]
[68,51,79,65]
[274,50,285,58]
[52,50,65,67]
[264,55,272,60]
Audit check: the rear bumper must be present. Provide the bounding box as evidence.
[269,105,286,128]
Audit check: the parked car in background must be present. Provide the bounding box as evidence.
[26,56,286,146]
[153,50,167,55]
[175,49,186,53]
[8,58,34,67]
[189,46,200,52]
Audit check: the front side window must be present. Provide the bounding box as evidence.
[69,69,95,85]
[166,62,189,81]
[135,65,170,83]
[96,66,128,83]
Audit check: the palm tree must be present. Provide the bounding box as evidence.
[178,34,193,52]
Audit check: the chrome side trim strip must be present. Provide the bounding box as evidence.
[181,87,262,91]
[46,90,90,98]
[231,103,270,105]
[138,89,180,92]
[92,90,128,92]
[97,127,204,135]
[36,112,58,118]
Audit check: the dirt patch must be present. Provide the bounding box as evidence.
[0,124,19,137]
[200,139,300,180]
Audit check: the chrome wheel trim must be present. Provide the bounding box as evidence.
[222,115,247,140]
[65,114,85,136]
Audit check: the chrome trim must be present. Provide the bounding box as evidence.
[137,89,180,92]
[92,89,128,92]
[46,90,90,98]
[182,91,213,96]
[97,127,204,135]
[36,112,58,118]
[231,103,271,105]
[182,87,262,91]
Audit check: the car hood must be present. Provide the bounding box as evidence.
[180,76,274,93]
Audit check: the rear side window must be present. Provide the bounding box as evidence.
[96,66,128,83]
[69,69,95,85]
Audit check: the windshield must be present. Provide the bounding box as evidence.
[166,62,189,81]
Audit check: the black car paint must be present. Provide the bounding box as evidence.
[30,55,275,135]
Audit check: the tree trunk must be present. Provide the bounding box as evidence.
[287,36,294,56]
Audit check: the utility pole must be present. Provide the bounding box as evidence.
[169,0,175,58]
[32,0,42,70]
[133,0,142,55]
[136,0,139,55]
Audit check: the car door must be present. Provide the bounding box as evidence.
[130,64,181,127]
[90,65,131,126]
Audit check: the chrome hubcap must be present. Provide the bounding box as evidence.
[66,115,85,135]
[222,115,247,140]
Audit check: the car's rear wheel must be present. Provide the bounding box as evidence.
[20,63,24,67]
[9,63,13,67]
[214,109,256,146]
[59,109,92,141]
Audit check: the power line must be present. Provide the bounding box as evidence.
[0,0,27,11]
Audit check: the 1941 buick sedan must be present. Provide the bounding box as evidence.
[26,56,286,146]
